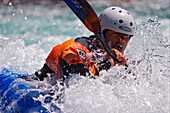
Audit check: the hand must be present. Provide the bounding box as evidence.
[108,48,127,66]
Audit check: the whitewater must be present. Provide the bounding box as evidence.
[0,0,169,113]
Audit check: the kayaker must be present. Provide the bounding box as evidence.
[35,6,136,81]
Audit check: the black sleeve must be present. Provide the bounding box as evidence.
[75,37,92,51]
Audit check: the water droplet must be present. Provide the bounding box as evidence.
[24,17,27,20]
[20,9,24,14]
[9,2,12,6]
[155,4,160,9]
[12,13,15,16]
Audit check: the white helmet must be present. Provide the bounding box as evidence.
[99,6,135,36]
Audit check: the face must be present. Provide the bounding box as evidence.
[105,30,130,53]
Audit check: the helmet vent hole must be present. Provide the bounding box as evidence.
[119,10,122,13]
[112,8,115,10]
[130,22,133,26]
[119,20,123,24]
[127,12,130,15]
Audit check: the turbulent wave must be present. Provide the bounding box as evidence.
[40,18,169,113]
[0,1,169,113]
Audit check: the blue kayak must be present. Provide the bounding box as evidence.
[0,68,61,113]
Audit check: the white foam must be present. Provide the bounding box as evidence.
[0,2,169,113]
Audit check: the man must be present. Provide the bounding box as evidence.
[35,6,135,81]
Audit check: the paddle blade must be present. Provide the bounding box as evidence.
[64,0,101,33]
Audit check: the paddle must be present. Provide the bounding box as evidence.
[63,0,120,62]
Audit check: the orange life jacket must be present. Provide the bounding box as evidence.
[46,38,99,79]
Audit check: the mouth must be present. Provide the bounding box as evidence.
[115,44,123,52]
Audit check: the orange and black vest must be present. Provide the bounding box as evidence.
[46,36,111,79]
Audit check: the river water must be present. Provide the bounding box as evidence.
[0,0,169,113]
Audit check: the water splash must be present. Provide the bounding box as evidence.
[0,1,169,113]
[20,18,169,113]
[50,18,169,113]
[0,16,169,113]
